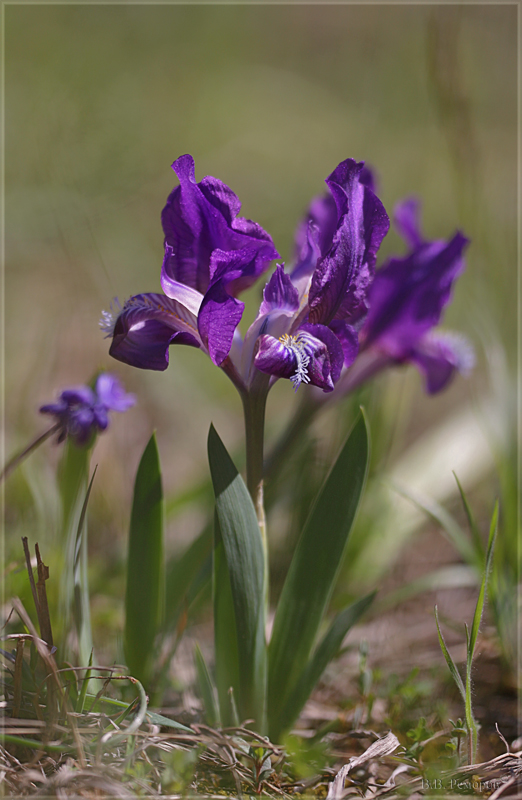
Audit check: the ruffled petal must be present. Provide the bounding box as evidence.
[363,232,469,357]
[308,159,390,326]
[108,292,202,371]
[161,154,278,295]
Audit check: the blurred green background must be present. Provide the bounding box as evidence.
[4,5,517,657]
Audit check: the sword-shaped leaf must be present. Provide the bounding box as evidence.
[268,410,370,740]
[208,424,267,732]
[124,433,164,688]
[272,592,375,741]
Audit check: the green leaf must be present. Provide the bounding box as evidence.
[274,593,375,740]
[213,513,240,726]
[72,468,97,667]
[124,433,164,688]
[57,439,92,663]
[145,710,193,732]
[58,439,90,541]
[467,501,498,667]
[194,643,220,727]
[268,410,370,740]
[163,525,213,633]
[434,605,466,705]
[454,473,485,564]
[207,424,267,732]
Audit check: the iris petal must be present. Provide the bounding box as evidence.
[363,232,469,356]
[161,154,278,296]
[308,159,390,325]
[109,292,202,371]
[255,324,343,392]
[410,331,475,394]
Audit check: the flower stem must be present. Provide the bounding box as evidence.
[241,379,270,609]
[242,388,268,542]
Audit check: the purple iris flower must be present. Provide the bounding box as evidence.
[252,160,389,391]
[359,197,474,393]
[40,373,135,445]
[104,157,389,394]
[103,155,279,374]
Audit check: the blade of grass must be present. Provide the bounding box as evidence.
[57,440,90,661]
[194,643,220,727]
[72,467,97,667]
[468,501,499,664]
[268,410,369,740]
[163,524,213,633]
[465,501,498,762]
[453,473,485,563]
[434,605,466,705]
[208,424,267,732]
[213,514,240,726]
[76,650,93,713]
[124,433,164,690]
[392,482,480,569]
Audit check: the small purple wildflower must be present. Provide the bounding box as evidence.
[40,373,135,446]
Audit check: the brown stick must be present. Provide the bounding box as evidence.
[35,543,54,649]
[22,537,39,617]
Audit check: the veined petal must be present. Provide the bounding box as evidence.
[299,323,344,387]
[255,323,343,392]
[259,264,299,317]
[108,292,203,371]
[161,154,278,295]
[198,279,245,367]
[241,265,300,380]
[411,331,475,394]
[308,159,390,326]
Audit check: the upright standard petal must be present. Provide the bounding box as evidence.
[308,159,390,326]
[107,292,203,371]
[240,265,300,382]
[362,232,469,358]
[161,154,278,295]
